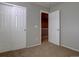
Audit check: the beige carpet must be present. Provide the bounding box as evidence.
[0,41,79,57]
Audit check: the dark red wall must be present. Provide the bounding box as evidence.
[41,12,48,28]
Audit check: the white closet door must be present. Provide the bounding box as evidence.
[11,6,26,50]
[0,4,14,52]
[0,4,26,52]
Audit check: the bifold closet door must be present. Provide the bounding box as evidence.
[0,3,26,52]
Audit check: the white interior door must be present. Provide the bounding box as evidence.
[11,6,27,50]
[0,3,26,52]
[49,10,60,46]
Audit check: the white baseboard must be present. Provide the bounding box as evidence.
[0,49,11,53]
[0,47,26,53]
[62,44,79,52]
[27,43,41,48]
[0,43,41,53]
[48,39,60,46]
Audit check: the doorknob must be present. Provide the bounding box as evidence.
[24,29,27,31]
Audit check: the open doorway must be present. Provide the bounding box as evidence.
[41,11,48,43]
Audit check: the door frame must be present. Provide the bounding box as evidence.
[40,10,49,44]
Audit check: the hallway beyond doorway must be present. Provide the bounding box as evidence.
[41,11,48,43]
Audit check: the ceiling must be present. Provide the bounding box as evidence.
[31,2,62,8]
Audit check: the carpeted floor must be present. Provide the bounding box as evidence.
[0,40,79,57]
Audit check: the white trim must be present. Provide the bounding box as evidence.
[40,10,49,44]
[27,43,41,48]
[62,44,79,52]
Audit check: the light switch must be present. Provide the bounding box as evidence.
[34,25,38,28]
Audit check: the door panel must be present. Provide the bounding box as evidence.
[49,10,60,46]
